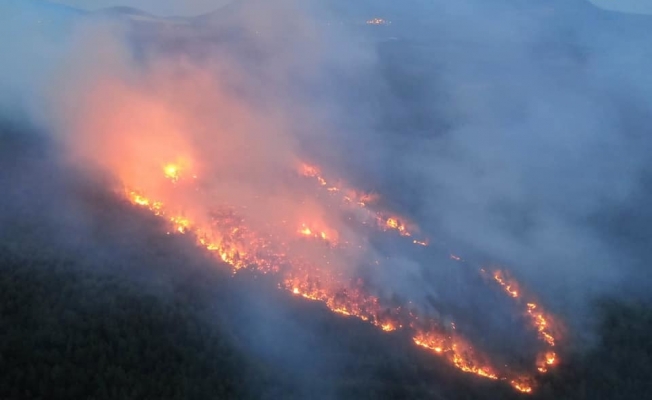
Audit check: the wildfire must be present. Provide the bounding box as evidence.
[511,378,534,393]
[486,268,560,380]
[298,223,336,243]
[381,322,397,332]
[537,351,557,373]
[493,270,519,298]
[383,217,411,236]
[123,159,563,394]
[527,303,556,347]
[164,164,180,182]
[297,162,427,243]
[413,333,498,380]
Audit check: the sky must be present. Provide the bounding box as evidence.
[47,0,232,16]
[589,0,652,14]
[47,0,652,16]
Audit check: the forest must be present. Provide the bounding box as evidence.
[1,125,651,400]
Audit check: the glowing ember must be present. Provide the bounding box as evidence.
[413,332,498,380]
[537,351,557,373]
[381,322,396,332]
[511,378,534,393]
[486,269,560,378]
[296,162,428,243]
[526,303,556,347]
[298,223,336,243]
[299,225,312,236]
[164,164,180,182]
[493,270,519,298]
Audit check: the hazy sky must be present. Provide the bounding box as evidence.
[47,0,232,16]
[47,0,652,16]
[589,0,652,14]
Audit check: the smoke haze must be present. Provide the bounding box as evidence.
[2,0,652,394]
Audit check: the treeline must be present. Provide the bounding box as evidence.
[0,248,268,400]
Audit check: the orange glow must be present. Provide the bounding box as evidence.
[164,164,180,182]
[526,303,556,347]
[511,378,534,393]
[381,216,411,237]
[51,52,556,392]
[537,351,557,373]
[298,223,338,243]
[493,270,519,298]
[487,269,561,378]
[123,157,562,393]
[127,189,506,384]
[296,161,431,244]
[381,322,396,332]
[413,332,498,380]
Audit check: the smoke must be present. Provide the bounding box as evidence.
[3,0,652,392]
[298,0,652,312]
[49,0,232,17]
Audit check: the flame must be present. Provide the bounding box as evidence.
[164,164,180,182]
[54,51,561,393]
[128,184,503,382]
[493,270,519,298]
[298,223,337,243]
[491,269,558,347]
[297,162,427,243]
[383,217,411,236]
[487,269,560,377]
[123,160,563,393]
[413,332,498,380]
[537,351,557,373]
[381,322,396,332]
[526,303,556,347]
[511,378,534,393]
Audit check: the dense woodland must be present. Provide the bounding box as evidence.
[1,127,651,399]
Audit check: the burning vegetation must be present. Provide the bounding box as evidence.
[37,10,563,393]
[123,157,563,394]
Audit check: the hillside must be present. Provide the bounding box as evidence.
[1,119,651,399]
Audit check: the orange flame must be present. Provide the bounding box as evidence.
[164,164,180,182]
[487,269,561,378]
[123,160,563,393]
[493,270,519,298]
[511,378,534,393]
